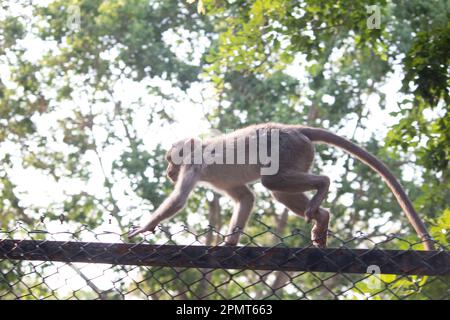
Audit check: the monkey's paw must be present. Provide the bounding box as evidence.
[311,233,327,248]
[311,224,327,248]
[128,225,155,239]
[310,209,329,248]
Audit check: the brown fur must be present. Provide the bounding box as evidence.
[129,123,435,250]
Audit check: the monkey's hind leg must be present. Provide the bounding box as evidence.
[271,191,330,248]
[261,171,330,224]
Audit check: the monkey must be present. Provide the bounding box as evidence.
[128,123,435,251]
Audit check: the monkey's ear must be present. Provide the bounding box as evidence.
[184,137,202,146]
[169,138,202,161]
[183,137,202,153]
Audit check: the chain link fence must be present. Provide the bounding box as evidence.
[1,220,449,300]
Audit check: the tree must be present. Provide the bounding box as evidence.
[0,0,447,299]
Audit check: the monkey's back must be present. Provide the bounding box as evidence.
[199,123,315,189]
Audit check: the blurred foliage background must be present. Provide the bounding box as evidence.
[0,0,448,299]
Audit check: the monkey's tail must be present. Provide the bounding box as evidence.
[300,127,435,251]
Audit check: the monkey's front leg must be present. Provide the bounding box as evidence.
[224,186,255,246]
[128,165,199,239]
[126,195,189,237]
[127,193,185,238]
[128,221,158,238]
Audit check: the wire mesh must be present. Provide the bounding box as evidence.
[0,220,449,300]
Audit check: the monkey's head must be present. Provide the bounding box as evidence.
[165,138,202,184]
[165,148,181,184]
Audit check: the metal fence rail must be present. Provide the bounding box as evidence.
[1,240,449,276]
[1,225,449,300]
